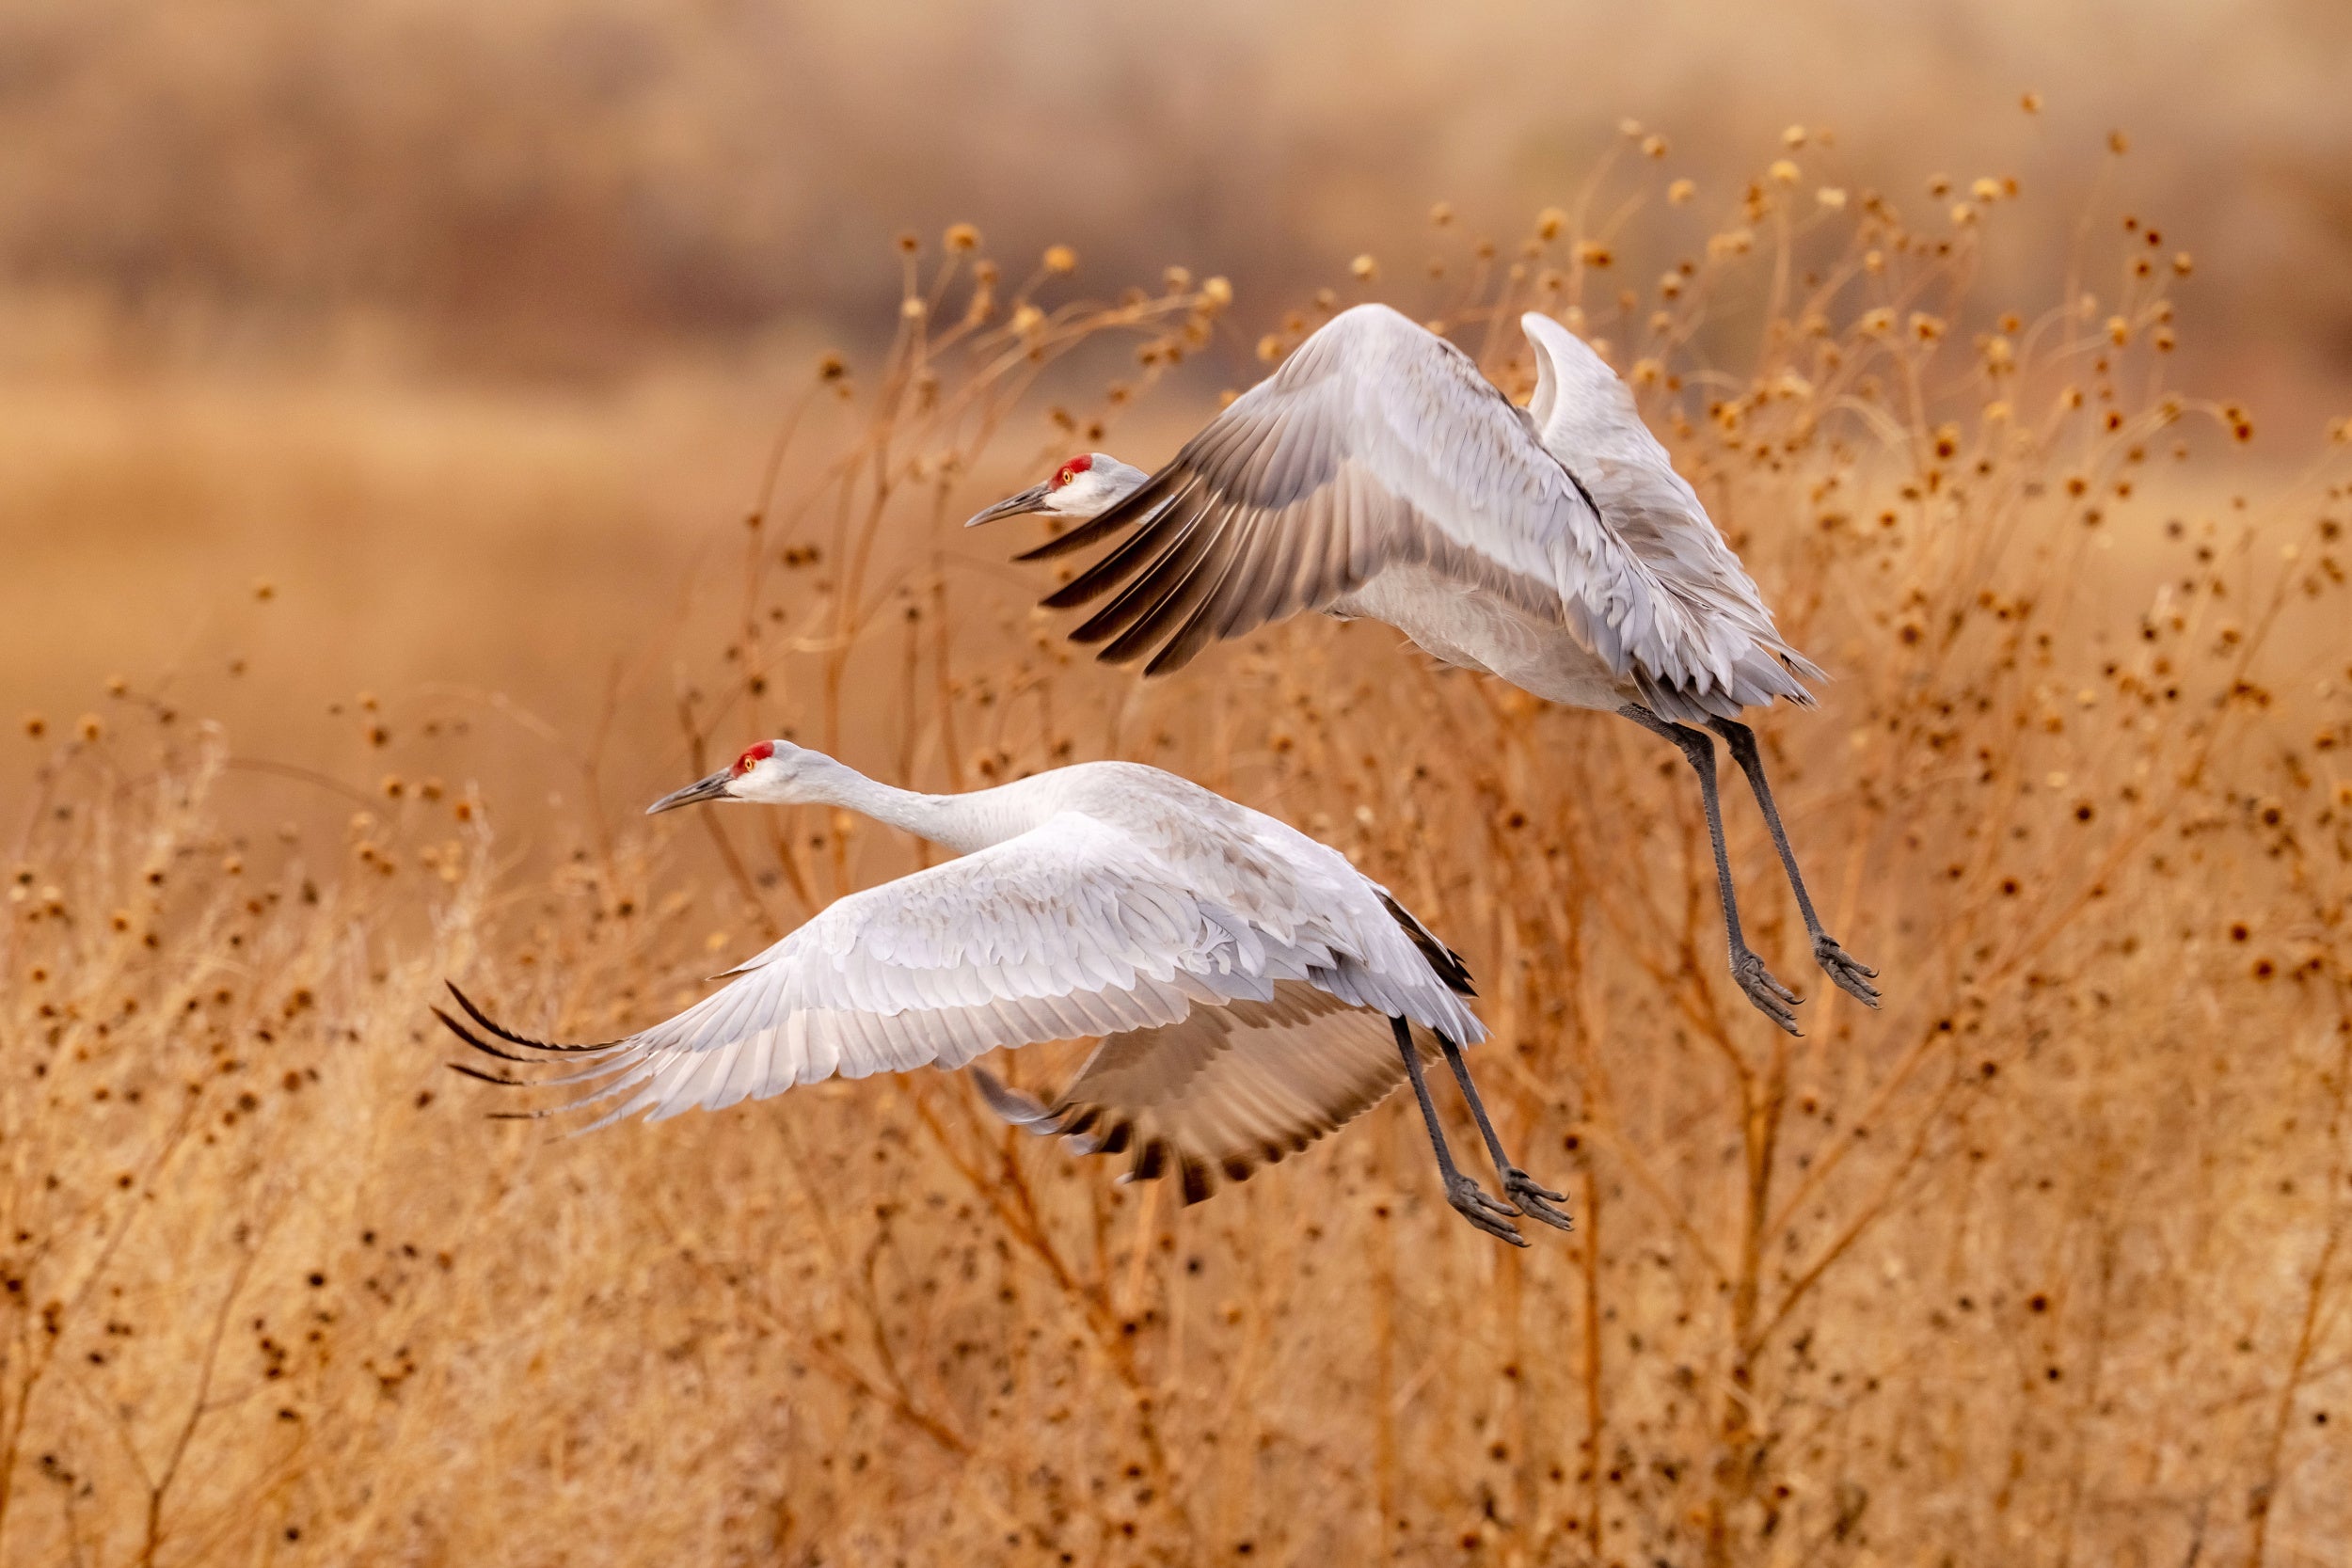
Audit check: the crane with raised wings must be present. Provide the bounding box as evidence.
[440,738,1570,1245]
[965,304,1877,1032]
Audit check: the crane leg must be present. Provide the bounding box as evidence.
[1437,1035,1573,1230]
[1391,1017,1525,1246]
[1705,719,1882,1006]
[1618,705,1802,1034]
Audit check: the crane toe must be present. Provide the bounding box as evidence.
[1502,1168,1575,1231]
[1445,1175,1529,1245]
[1731,952,1804,1035]
[1813,936,1883,1006]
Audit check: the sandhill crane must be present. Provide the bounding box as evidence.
[966,303,1877,1033]
[439,739,1569,1244]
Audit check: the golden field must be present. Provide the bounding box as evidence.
[6,7,2352,1564]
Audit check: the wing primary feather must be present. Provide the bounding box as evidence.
[1067,500,1229,650]
[444,983,623,1055]
[1042,483,1202,612]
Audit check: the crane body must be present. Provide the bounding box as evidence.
[442,739,1569,1244]
[969,304,1878,1030]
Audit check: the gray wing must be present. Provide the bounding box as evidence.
[1521,311,1821,713]
[441,815,1353,1131]
[972,980,1437,1204]
[1020,303,1746,713]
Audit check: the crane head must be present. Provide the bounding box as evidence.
[645,739,833,814]
[961,452,1149,528]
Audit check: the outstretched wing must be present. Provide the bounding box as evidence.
[1021,303,1746,712]
[1521,310,1820,711]
[972,980,1431,1204]
[439,814,1408,1131]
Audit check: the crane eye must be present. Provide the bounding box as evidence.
[732,740,775,776]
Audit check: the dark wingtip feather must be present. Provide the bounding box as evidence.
[446,1061,527,1087]
[970,1067,1059,1131]
[1016,515,1131,562]
[431,1006,537,1065]
[1375,891,1477,997]
[442,982,619,1054]
[1179,1156,1214,1206]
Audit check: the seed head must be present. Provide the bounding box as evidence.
[944,223,981,252]
[1042,245,1077,275]
[78,714,103,742]
[253,579,276,602]
[1535,208,1566,241]
[1200,276,1232,308]
[1668,179,1696,205]
[23,714,43,738]
[1642,135,1668,159]
[1816,187,1847,210]
[1769,160,1800,185]
[2108,130,2131,155]
[1350,254,1378,280]
[1428,201,1454,228]
[2172,251,2194,277]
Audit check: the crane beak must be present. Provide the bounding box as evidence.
[962,481,1053,529]
[644,768,735,816]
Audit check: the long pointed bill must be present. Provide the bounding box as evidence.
[962,481,1053,529]
[644,769,735,816]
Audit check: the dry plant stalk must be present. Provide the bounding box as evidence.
[6,141,2352,1567]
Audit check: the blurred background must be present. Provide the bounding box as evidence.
[6,5,2352,1564]
[6,0,2349,768]
[2,0,2349,385]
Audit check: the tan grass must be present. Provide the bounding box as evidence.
[6,150,2352,1567]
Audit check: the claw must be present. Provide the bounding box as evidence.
[1446,1177,1528,1246]
[1813,936,1883,1006]
[1502,1169,1575,1231]
[1732,951,1804,1036]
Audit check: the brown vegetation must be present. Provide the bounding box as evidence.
[7,134,2352,1566]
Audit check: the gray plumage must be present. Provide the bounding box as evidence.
[970,306,1880,1030]
[438,742,1565,1233]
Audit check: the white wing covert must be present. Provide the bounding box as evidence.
[1521,311,1822,714]
[437,811,1476,1131]
[1023,303,1819,719]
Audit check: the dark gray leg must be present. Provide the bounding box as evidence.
[1391,1017,1524,1246]
[1618,704,1802,1034]
[1438,1036,1573,1231]
[1706,718,1882,1006]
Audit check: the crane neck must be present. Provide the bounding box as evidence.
[791,754,1027,857]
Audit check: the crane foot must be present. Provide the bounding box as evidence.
[1445,1175,1527,1246]
[1812,936,1882,1006]
[1732,950,1803,1035]
[1500,1168,1574,1231]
